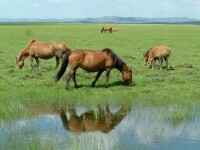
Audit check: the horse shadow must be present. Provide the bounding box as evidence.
[73,81,134,89]
[59,104,132,133]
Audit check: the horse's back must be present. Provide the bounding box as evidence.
[150,46,170,58]
[68,50,111,72]
[29,41,68,58]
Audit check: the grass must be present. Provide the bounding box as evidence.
[0,23,200,120]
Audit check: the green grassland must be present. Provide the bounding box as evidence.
[0,23,200,119]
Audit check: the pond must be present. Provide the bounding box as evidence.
[0,104,200,150]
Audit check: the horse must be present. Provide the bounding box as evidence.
[101,26,112,33]
[60,104,132,133]
[55,48,132,89]
[144,46,171,70]
[16,39,70,69]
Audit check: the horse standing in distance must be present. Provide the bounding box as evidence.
[55,48,132,89]
[101,26,112,33]
[16,39,70,69]
[144,46,171,70]
[60,104,132,133]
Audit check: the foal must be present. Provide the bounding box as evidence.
[144,46,171,70]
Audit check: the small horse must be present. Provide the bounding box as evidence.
[16,39,70,69]
[55,48,132,89]
[144,46,171,70]
[60,104,131,133]
[101,26,112,33]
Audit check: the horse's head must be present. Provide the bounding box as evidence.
[122,68,133,85]
[16,56,24,69]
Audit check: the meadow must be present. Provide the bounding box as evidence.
[0,23,200,120]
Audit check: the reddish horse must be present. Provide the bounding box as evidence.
[56,48,132,89]
[60,104,132,133]
[144,46,171,70]
[101,26,112,33]
[16,39,70,69]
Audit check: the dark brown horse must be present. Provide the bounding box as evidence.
[101,26,112,33]
[60,104,132,133]
[16,39,70,69]
[55,48,132,89]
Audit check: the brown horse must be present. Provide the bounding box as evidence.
[16,39,70,69]
[144,46,171,70]
[101,26,112,33]
[55,48,132,89]
[60,104,131,133]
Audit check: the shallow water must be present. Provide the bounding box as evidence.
[0,104,200,150]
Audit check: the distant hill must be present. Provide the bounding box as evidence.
[0,16,200,24]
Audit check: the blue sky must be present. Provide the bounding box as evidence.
[0,0,200,19]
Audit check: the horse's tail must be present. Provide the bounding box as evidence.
[63,44,71,53]
[55,51,71,82]
[109,27,112,33]
[101,27,104,33]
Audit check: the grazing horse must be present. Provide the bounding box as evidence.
[55,48,132,89]
[101,26,112,33]
[60,104,132,133]
[16,39,70,69]
[144,46,171,70]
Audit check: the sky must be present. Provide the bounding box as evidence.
[0,0,200,19]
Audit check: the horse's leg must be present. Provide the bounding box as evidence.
[91,70,103,87]
[55,56,60,69]
[29,56,33,68]
[150,60,154,70]
[157,58,161,70]
[105,68,111,88]
[164,57,169,70]
[71,70,78,88]
[66,72,73,90]
[60,110,69,130]
[35,57,39,68]
[160,58,163,70]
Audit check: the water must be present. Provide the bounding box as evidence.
[0,104,200,150]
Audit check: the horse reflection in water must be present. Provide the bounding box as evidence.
[60,104,131,133]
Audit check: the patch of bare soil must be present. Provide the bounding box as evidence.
[22,72,43,80]
[6,69,14,74]
[122,55,136,60]
[176,63,193,68]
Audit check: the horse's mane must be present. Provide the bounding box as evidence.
[102,48,126,70]
[144,47,153,57]
[18,39,36,61]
